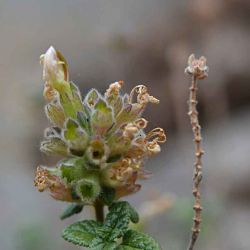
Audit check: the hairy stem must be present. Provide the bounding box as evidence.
[94,200,104,223]
[187,75,204,250]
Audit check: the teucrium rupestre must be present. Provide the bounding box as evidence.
[34,46,166,249]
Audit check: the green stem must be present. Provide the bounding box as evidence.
[94,200,104,223]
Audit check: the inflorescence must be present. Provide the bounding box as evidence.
[34,47,166,205]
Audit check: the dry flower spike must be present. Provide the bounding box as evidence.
[185,54,208,250]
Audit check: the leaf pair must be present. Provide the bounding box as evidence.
[62,201,161,249]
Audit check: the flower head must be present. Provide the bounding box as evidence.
[35,47,166,204]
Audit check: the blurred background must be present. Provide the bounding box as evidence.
[0,0,250,249]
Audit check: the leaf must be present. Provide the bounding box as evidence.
[118,230,161,250]
[92,242,118,250]
[60,204,84,220]
[103,201,139,241]
[100,187,116,206]
[62,220,102,247]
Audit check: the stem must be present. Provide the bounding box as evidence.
[94,200,104,223]
[187,75,204,250]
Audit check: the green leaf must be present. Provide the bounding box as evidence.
[60,204,84,220]
[91,242,118,250]
[118,230,161,250]
[100,187,116,206]
[103,201,139,241]
[62,220,102,247]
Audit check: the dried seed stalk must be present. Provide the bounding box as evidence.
[185,54,208,250]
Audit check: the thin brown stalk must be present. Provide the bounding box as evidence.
[94,199,104,223]
[185,54,208,250]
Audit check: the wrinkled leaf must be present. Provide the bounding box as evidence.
[103,201,139,241]
[62,220,102,247]
[118,230,161,250]
[92,242,118,250]
[60,204,84,220]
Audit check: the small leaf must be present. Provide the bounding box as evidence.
[60,204,84,220]
[100,187,116,206]
[62,220,102,247]
[118,230,161,250]
[103,201,139,241]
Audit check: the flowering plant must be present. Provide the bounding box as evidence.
[34,47,166,249]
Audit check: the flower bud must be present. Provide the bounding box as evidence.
[185,54,208,79]
[41,46,68,85]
